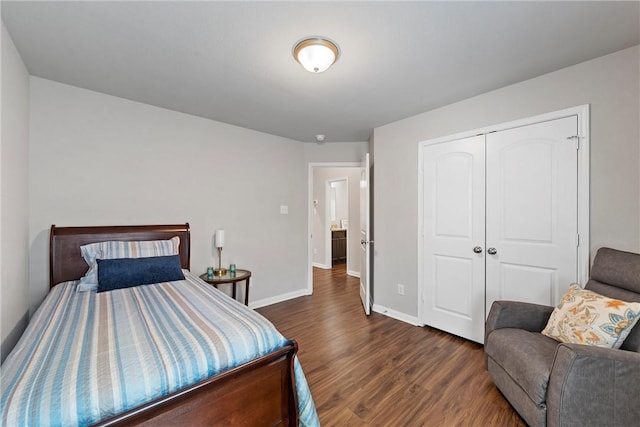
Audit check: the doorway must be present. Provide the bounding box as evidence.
[327,178,348,266]
[307,163,361,295]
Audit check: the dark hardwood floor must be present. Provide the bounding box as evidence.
[257,264,526,426]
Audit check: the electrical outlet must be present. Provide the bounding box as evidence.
[397,284,405,295]
[313,248,317,254]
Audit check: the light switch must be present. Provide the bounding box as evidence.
[280,205,289,214]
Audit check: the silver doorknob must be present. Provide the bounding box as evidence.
[487,247,497,255]
[473,246,483,253]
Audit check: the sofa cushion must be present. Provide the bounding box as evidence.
[486,357,547,427]
[590,247,640,294]
[587,247,640,352]
[485,328,558,404]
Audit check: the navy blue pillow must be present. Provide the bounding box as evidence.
[97,255,185,292]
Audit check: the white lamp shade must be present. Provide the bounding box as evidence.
[215,229,225,248]
[293,38,339,73]
[297,45,335,73]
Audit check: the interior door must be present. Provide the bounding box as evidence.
[422,136,486,343]
[485,116,578,312]
[359,153,371,315]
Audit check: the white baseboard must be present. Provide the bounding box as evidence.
[347,270,360,278]
[372,304,419,326]
[250,288,311,309]
[312,262,331,269]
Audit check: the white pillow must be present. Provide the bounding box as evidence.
[77,236,180,291]
[76,242,106,291]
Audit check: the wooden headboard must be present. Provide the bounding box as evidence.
[49,223,191,287]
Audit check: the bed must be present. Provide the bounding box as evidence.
[1,223,318,426]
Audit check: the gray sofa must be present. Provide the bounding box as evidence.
[485,247,640,426]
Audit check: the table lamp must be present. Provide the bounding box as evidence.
[214,229,227,276]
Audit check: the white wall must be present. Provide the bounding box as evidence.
[304,143,367,163]
[372,45,640,319]
[28,77,365,311]
[312,166,361,275]
[1,22,30,361]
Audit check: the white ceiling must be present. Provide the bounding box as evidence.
[2,1,639,143]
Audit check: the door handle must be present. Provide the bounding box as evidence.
[487,247,498,255]
[473,246,483,253]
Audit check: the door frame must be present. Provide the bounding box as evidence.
[307,162,360,295]
[417,104,590,326]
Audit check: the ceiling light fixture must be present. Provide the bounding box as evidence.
[293,37,340,73]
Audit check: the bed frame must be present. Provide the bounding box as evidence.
[49,223,299,426]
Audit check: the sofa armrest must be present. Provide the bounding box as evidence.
[485,300,554,341]
[547,344,640,426]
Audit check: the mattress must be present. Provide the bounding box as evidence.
[0,271,318,426]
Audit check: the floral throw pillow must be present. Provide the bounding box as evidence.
[542,284,640,349]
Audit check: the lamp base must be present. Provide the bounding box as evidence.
[213,268,227,276]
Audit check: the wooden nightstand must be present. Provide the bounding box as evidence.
[199,269,252,306]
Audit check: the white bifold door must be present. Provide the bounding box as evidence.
[421,116,579,343]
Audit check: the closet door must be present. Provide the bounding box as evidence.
[422,135,486,343]
[485,116,578,313]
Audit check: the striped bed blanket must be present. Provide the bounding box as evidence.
[0,271,318,426]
